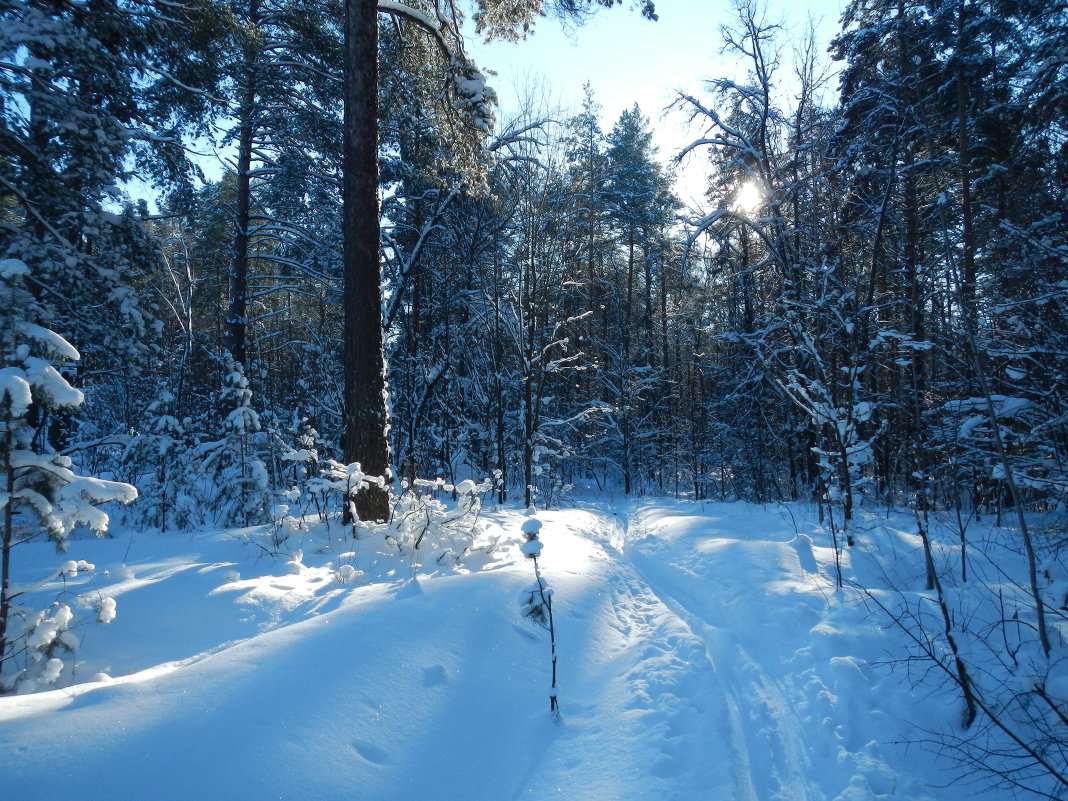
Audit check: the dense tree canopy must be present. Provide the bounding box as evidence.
[0,0,1061,519]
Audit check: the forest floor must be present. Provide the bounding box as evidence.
[0,497,1032,800]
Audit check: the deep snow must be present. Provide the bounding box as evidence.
[0,499,1026,800]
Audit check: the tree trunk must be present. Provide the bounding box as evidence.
[342,0,390,521]
[524,369,534,508]
[226,17,257,367]
[624,227,635,361]
[956,1,977,330]
[0,429,14,668]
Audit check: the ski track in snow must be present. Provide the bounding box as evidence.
[541,503,836,801]
[610,501,924,801]
[523,508,735,800]
[0,501,964,800]
[615,505,821,801]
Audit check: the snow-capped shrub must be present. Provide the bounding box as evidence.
[517,515,559,716]
[1,561,115,692]
[390,476,497,565]
[120,390,192,531]
[285,548,304,575]
[275,416,324,525]
[336,564,362,585]
[307,459,384,530]
[193,357,270,527]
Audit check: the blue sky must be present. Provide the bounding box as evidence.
[467,0,845,206]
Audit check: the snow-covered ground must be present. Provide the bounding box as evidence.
[0,499,1029,800]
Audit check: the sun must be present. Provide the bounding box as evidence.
[732,180,764,215]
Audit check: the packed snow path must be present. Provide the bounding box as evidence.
[573,502,921,801]
[0,501,981,800]
[619,504,876,801]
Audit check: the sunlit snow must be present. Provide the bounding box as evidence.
[0,500,1022,801]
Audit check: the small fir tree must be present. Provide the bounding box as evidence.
[0,258,136,681]
[195,356,269,527]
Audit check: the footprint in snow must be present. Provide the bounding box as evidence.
[511,623,539,641]
[352,741,390,765]
[423,664,448,686]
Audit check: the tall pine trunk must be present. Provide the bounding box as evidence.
[0,428,14,668]
[226,86,253,366]
[343,0,390,521]
[225,0,262,368]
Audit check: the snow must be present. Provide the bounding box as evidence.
[0,367,32,417]
[20,356,84,408]
[336,564,361,584]
[14,321,81,361]
[0,500,1020,800]
[520,538,543,558]
[521,517,543,535]
[26,619,60,650]
[97,597,117,624]
[0,257,30,279]
[39,658,63,684]
[52,604,74,631]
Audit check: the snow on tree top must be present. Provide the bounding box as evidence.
[0,258,29,279]
[0,368,33,418]
[61,476,139,507]
[521,518,543,535]
[16,322,81,362]
[21,357,84,409]
[520,539,543,558]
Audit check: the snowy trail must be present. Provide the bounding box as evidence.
[0,501,968,800]
[615,504,822,801]
[612,500,941,801]
[519,508,736,800]
[598,508,767,801]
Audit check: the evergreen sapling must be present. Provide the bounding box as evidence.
[0,258,135,688]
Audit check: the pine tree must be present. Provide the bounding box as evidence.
[196,356,269,527]
[218,0,345,376]
[0,258,136,671]
[341,0,657,519]
[600,104,676,492]
[563,84,611,371]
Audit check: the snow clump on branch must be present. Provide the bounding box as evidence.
[450,57,497,134]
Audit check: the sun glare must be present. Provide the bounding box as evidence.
[732,180,763,215]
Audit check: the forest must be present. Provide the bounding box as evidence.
[1,0,1067,795]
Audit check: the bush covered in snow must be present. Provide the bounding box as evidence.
[1,559,117,693]
[517,515,559,716]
